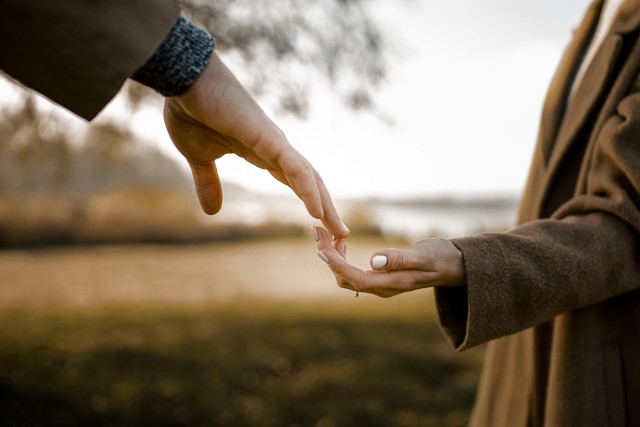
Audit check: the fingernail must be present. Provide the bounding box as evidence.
[342,222,350,235]
[317,251,330,264]
[371,255,387,270]
[311,226,319,242]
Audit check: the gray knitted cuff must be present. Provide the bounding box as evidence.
[132,16,215,97]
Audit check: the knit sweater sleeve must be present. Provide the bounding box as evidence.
[131,16,215,97]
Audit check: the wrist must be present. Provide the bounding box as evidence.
[442,239,467,287]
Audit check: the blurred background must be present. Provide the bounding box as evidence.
[0,0,590,426]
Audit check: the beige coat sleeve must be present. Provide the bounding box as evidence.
[435,91,640,352]
[0,0,180,120]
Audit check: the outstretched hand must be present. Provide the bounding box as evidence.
[163,52,349,239]
[314,227,466,298]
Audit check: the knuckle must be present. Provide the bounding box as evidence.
[396,253,409,270]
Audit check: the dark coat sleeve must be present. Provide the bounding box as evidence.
[0,0,180,120]
[434,91,640,352]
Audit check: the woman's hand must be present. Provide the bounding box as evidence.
[163,52,349,239]
[313,227,466,298]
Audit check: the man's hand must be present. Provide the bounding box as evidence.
[164,52,349,239]
[314,227,465,297]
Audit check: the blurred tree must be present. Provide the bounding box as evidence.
[127,0,387,117]
[0,0,388,193]
[73,121,193,194]
[0,96,192,195]
[0,96,71,193]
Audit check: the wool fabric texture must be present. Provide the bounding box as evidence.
[132,16,215,97]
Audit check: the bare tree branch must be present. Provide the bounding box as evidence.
[127,0,387,116]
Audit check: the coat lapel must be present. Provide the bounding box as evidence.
[539,0,602,165]
[538,0,640,216]
[546,33,623,175]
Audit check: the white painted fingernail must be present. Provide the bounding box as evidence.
[317,251,330,264]
[371,255,387,270]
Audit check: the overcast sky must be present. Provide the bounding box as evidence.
[210,0,594,199]
[2,0,595,200]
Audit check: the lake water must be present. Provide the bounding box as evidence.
[212,196,519,241]
[369,199,518,240]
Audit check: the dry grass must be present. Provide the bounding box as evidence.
[0,237,483,427]
[0,236,413,309]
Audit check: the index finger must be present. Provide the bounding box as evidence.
[269,149,348,238]
[313,169,350,239]
[275,148,326,219]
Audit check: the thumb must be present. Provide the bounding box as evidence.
[188,160,223,215]
[370,249,414,271]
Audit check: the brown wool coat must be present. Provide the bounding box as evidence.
[0,0,180,120]
[435,1,640,426]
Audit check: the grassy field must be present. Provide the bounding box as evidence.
[0,236,483,427]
